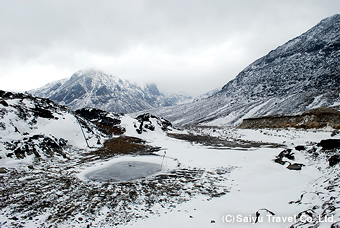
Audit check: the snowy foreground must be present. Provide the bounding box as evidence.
[117,125,340,228]
[1,111,339,227]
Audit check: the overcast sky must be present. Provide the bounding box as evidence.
[0,0,339,96]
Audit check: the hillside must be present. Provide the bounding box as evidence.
[238,107,340,129]
[145,14,340,126]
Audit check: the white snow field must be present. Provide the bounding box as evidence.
[0,107,339,227]
[113,123,339,228]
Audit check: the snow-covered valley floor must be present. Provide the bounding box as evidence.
[1,124,339,228]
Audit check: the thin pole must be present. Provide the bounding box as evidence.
[75,115,91,148]
[160,151,167,169]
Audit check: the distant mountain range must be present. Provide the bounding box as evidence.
[144,14,340,126]
[31,70,192,113]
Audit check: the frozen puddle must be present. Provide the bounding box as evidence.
[85,161,161,182]
[80,155,178,183]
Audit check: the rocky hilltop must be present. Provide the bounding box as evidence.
[147,14,340,126]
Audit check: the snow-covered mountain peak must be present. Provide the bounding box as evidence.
[68,69,120,87]
[31,70,192,113]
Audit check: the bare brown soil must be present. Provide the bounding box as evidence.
[238,107,340,129]
[81,136,161,163]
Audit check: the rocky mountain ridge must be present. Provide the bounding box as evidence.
[31,69,192,113]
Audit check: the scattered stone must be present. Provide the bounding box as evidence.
[211,220,216,223]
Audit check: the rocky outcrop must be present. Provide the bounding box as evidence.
[0,90,105,162]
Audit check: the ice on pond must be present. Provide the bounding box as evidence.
[85,161,162,182]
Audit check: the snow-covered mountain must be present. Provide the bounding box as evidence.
[147,14,340,126]
[31,70,192,113]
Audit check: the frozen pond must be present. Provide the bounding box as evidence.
[85,161,162,182]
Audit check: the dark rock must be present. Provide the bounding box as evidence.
[5,135,68,160]
[6,153,14,158]
[329,155,340,166]
[32,107,54,119]
[0,100,8,107]
[76,108,121,125]
[0,167,7,173]
[318,139,340,150]
[144,123,155,131]
[274,157,286,165]
[278,149,295,160]
[76,108,124,135]
[136,113,172,133]
[286,162,305,170]
[295,145,306,151]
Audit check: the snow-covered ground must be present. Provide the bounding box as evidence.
[111,123,339,228]
[0,104,339,227]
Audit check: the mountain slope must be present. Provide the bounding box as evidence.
[31,70,192,113]
[0,90,175,166]
[146,14,340,126]
[0,90,106,166]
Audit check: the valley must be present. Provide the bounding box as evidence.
[1,13,340,228]
[1,114,339,227]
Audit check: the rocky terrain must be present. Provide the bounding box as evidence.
[0,91,234,227]
[0,90,339,227]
